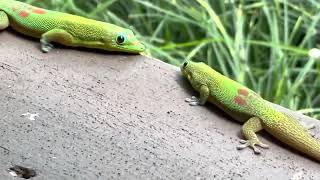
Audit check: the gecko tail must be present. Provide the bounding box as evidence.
[267,127,320,161]
[269,125,320,161]
[294,137,320,161]
[262,111,320,162]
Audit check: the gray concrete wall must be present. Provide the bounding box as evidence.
[0,31,319,179]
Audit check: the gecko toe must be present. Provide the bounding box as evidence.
[185,96,198,102]
[189,101,200,106]
[185,96,201,106]
[41,47,50,53]
[41,44,53,53]
[190,96,197,100]
[185,98,193,102]
[236,140,249,150]
[256,142,269,149]
[252,146,261,154]
[236,144,248,150]
[40,39,54,53]
[237,139,267,154]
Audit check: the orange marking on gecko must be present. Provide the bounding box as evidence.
[234,96,247,106]
[32,8,46,14]
[19,10,29,18]
[238,88,249,96]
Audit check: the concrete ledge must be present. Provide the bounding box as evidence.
[0,31,320,179]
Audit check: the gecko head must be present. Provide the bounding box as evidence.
[181,60,213,86]
[181,60,196,79]
[102,28,145,54]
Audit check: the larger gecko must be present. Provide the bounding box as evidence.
[0,0,145,53]
[181,60,320,161]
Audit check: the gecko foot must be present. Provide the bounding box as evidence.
[236,139,269,154]
[185,96,197,102]
[185,96,200,106]
[40,39,54,53]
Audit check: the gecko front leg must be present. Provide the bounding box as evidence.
[41,29,74,52]
[185,85,209,106]
[0,11,9,30]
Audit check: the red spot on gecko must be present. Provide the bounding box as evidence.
[234,96,247,106]
[238,88,249,96]
[19,11,29,18]
[32,8,46,14]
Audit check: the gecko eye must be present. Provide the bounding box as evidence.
[183,61,188,67]
[116,34,126,45]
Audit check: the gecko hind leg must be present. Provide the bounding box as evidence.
[0,11,9,30]
[41,29,74,53]
[237,117,269,154]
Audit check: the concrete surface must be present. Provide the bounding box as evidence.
[0,30,320,180]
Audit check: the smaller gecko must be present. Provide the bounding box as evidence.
[181,60,320,161]
[0,0,145,53]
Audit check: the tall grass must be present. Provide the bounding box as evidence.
[23,0,320,118]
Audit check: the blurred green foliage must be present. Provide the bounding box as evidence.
[20,0,320,118]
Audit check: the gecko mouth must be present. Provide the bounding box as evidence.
[120,42,146,53]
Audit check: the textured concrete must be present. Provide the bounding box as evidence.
[0,30,320,180]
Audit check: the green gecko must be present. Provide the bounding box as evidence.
[181,60,320,161]
[0,0,145,53]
